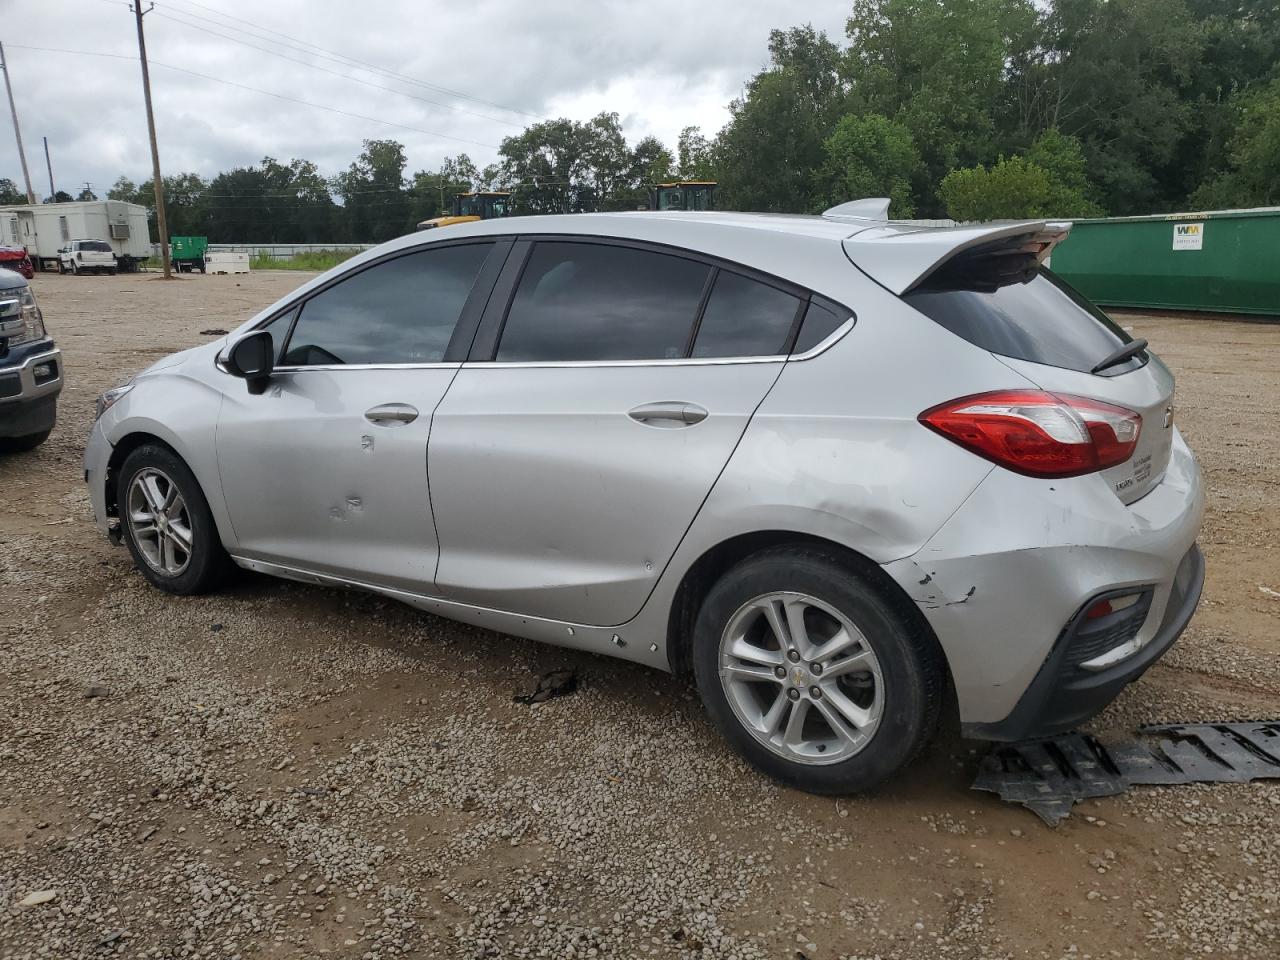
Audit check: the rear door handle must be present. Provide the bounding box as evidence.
[627,401,708,427]
[364,403,419,425]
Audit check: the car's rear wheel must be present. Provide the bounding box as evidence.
[692,546,944,794]
[117,444,232,595]
[0,429,52,453]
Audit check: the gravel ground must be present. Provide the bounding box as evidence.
[2,271,1279,960]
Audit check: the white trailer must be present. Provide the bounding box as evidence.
[0,200,152,271]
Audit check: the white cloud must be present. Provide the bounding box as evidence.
[2,0,851,193]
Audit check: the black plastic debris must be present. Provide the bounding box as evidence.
[199,328,229,336]
[973,721,1280,825]
[513,668,578,705]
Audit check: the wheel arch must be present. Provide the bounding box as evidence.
[664,530,951,689]
[105,429,234,548]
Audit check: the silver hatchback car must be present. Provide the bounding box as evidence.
[84,204,1204,793]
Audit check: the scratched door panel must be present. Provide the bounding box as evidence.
[215,367,455,592]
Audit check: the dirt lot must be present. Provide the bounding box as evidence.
[3,270,1279,960]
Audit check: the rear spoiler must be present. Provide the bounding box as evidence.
[840,220,1072,295]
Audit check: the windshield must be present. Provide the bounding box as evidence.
[904,266,1145,376]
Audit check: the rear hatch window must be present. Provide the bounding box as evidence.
[904,265,1145,377]
[81,241,113,253]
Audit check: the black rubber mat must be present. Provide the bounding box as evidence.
[972,721,1280,824]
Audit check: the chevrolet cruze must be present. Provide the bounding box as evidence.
[84,203,1205,793]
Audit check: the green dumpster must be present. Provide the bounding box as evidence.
[1051,207,1280,317]
[170,236,208,274]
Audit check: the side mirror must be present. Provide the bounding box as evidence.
[225,330,274,395]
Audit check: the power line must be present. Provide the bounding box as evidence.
[149,8,524,129]
[6,44,500,149]
[160,0,543,121]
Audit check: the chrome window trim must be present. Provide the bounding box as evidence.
[462,355,788,370]
[789,316,856,361]
[269,362,463,373]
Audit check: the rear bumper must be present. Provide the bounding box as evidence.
[883,427,1205,733]
[0,346,62,437]
[962,543,1203,741]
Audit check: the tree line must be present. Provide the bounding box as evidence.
[2,0,1276,242]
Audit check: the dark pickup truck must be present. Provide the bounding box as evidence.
[0,268,62,451]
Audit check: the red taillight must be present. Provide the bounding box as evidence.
[919,390,1141,479]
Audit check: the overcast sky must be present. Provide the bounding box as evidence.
[3,0,852,196]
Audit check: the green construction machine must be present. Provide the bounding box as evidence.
[649,181,718,212]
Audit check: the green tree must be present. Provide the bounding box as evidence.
[628,135,674,208]
[107,176,144,204]
[940,131,1103,222]
[676,126,716,180]
[0,178,25,204]
[714,26,848,211]
[1024,128,1104,216]
[497,112,643,214]
[1008,0,1205,213]
[333,139,411,242]
[819,113,921,216]
[1190,77,1280,208]
[845,0,1039,212]
[940,155,1054,221]
[76,186,98,201]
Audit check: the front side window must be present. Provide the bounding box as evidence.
[282,243,493,366]
[496,241,709,362]
[260,307,297,363]
[691,271,800,358]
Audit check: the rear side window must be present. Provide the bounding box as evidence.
[691,272,801,358]
[793,298,847,353]
[904,267,1139,374]
[496,242,709,362]
[283,243,492,366]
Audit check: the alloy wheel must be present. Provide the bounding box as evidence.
[126,467,194,577]
[718,591,885,765]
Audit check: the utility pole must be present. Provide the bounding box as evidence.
[0,41,36,204]
[43,136,55,201]
[131,3,171,278]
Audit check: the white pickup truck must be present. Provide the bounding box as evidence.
[58,239,117,276]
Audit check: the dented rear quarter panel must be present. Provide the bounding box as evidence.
[885,426,1204,723]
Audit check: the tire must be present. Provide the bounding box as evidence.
[117,443,233,595]
[108,268,118,276]
[70,261,78,275]
[0,429,52,453]
[691,546,944,794]
[58,261,66,275]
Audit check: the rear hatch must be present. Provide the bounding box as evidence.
[845,222,1174,504]
[77,241,115,266]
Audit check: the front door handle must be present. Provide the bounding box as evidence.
[628,401,708,427]
[364,403,419,425]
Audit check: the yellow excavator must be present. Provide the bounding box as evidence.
[649,181,718,211]
[417,191,513,230]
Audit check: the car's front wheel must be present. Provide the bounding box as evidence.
[692,546,944,794]
[117,444,232,594]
